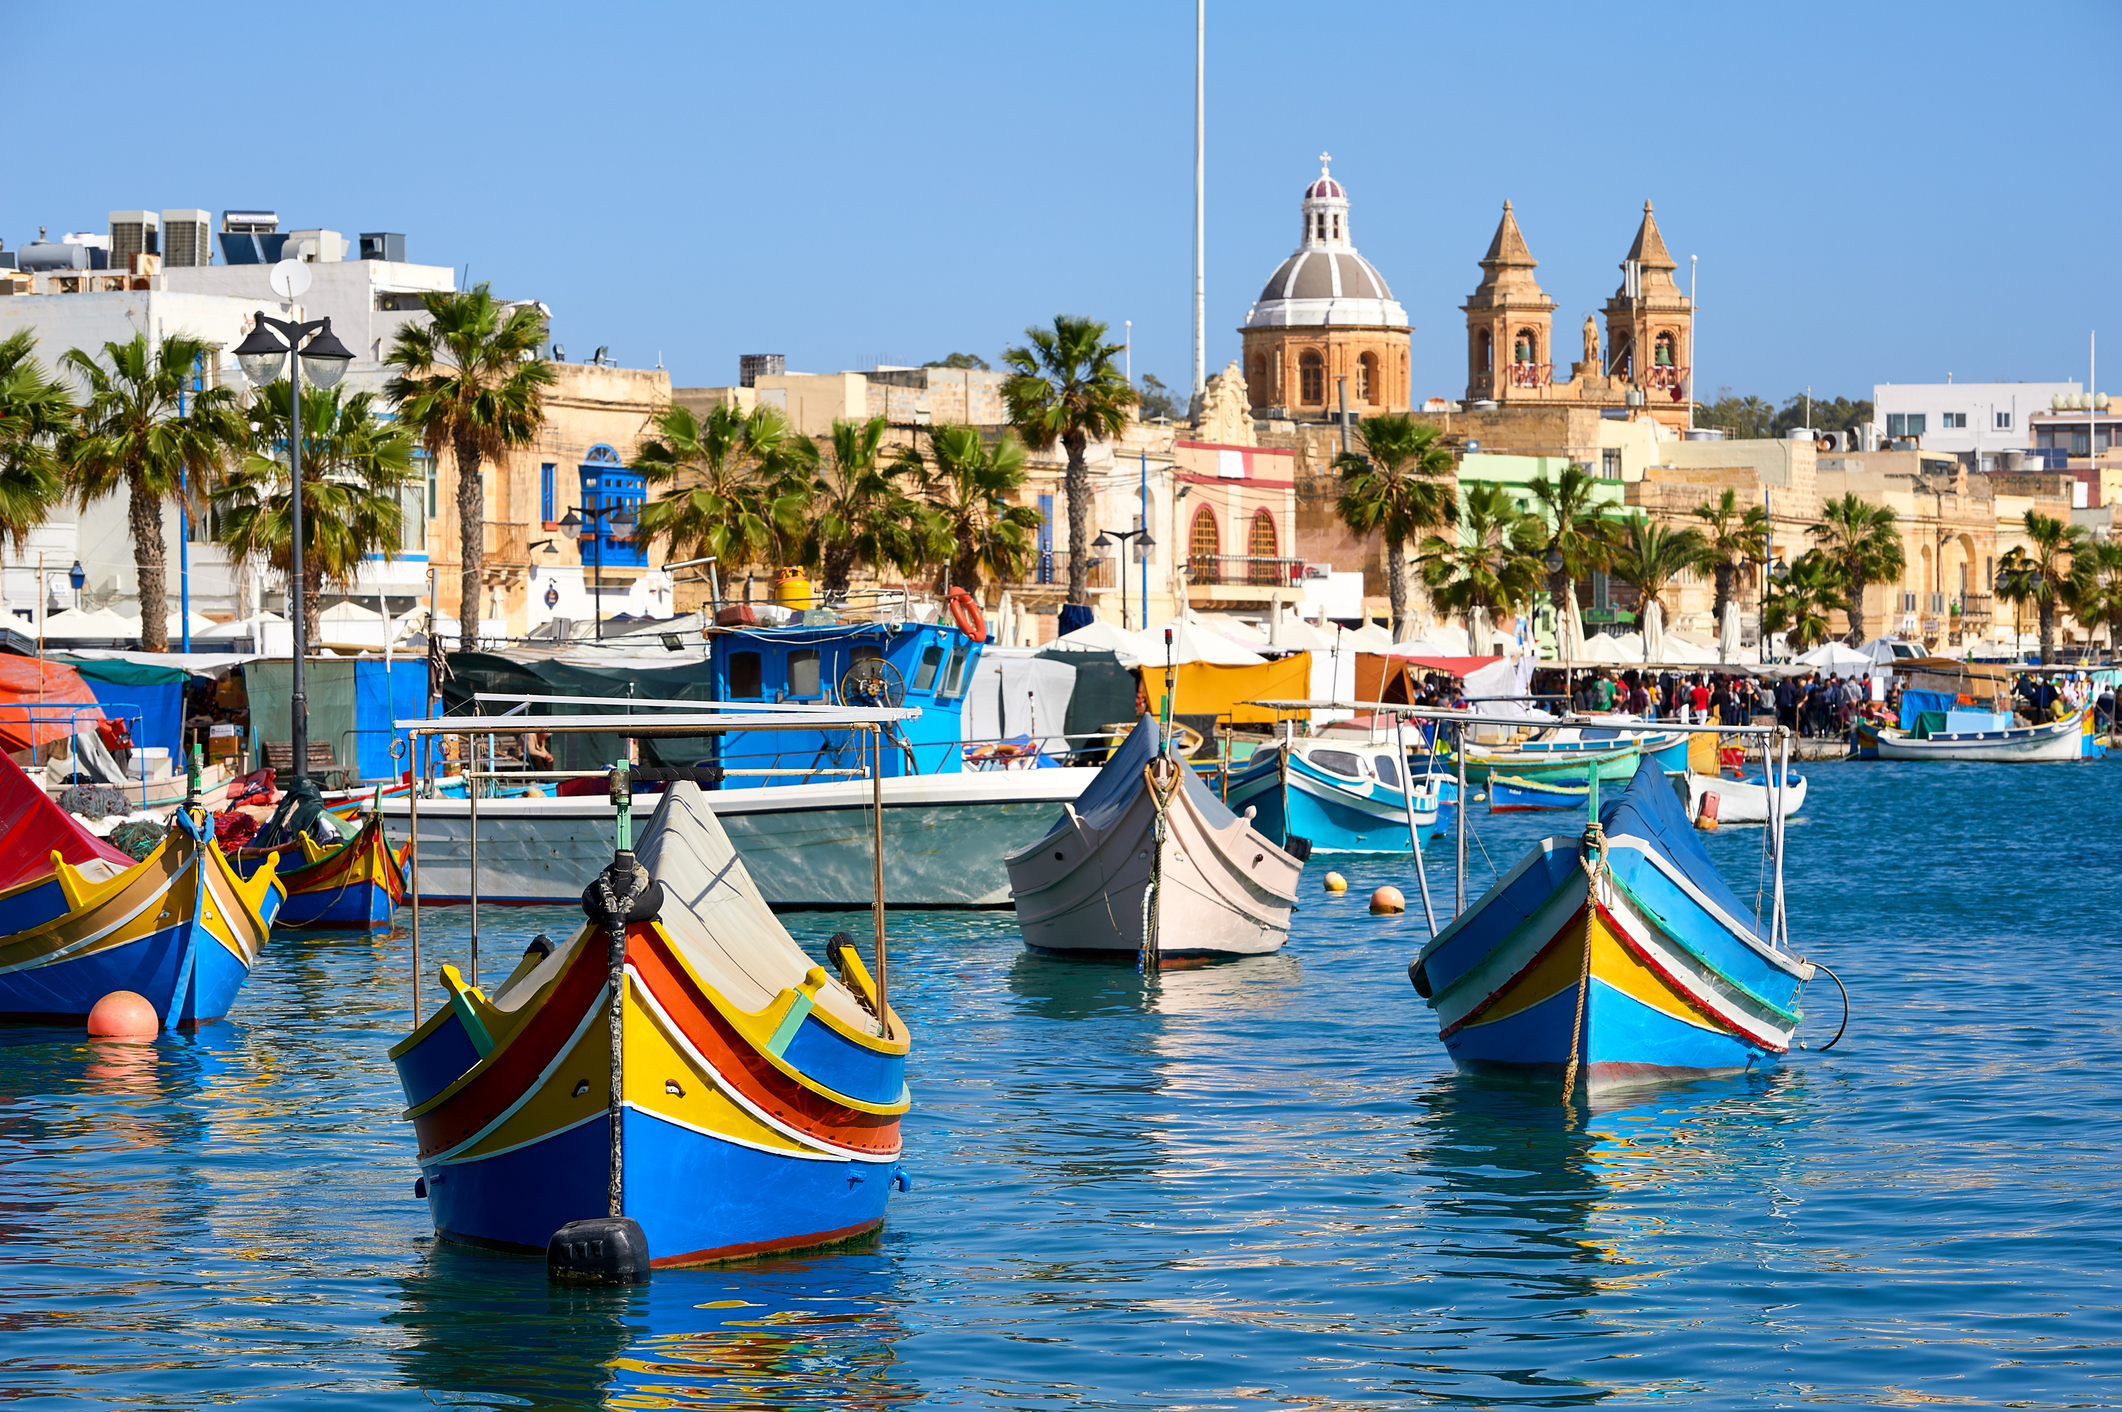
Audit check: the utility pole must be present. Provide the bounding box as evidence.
[1192,0,1206,412]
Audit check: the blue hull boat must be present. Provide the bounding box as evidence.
[1226,738,1439,853]
[1411,758,1812,1095]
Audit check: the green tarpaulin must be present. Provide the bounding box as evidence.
[443,653,723,771]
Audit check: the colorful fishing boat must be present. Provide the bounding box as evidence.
[1449,740,1644,788]
[390,779,910,1268]
[1410,757,1812,1095]
[0,751,284,1027]
[1870,707,2087,762]
[1006,716,1305,964]
[1486,774,1591,813]
[1225,737,1440,853]
[1672,770,1808,825]
[233,812,407,929]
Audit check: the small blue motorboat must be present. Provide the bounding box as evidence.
[1226,737,1442,853]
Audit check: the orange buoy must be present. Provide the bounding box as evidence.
[1696,791,1721,831]
[1323,871,1348,893]
[86,990,159,1039]
[1370,886,1406,915]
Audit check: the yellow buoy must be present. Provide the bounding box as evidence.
[1323,871,1348,893]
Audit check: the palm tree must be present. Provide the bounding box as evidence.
[922,424,1044,595]
[1993,545,2038,656]
[1417,483,1542,640]
[633,403,813,582]
[1334,414,1457,638]
[2065,539,2122,655]
[1525,463,1612,648]
[2017,509,2088,665]
[384,285,553,648]
[62,333,247,651]
[1761,549,1844,652]
[214,383,418,643]
[1001,316,1134,605]
[0,330,75,547]
[803,415,932,595]
[1807,493,1906,646]
[1691,488,1768,624]
[1603,513,1707,618]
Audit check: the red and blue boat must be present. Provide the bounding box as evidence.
[0,752,284,1027]
[234,813,406,929]
[1410,757,1812,1095]
[390,780,910,1267]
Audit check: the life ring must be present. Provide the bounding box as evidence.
[947,588,986,642]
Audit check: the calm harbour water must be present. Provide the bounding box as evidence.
[4,760,2121,1409]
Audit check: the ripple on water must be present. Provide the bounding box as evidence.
[0,761,2118,1406]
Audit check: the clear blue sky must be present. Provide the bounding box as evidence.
[6,1,2116,407]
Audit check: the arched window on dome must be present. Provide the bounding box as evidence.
[1299,350,1325,404]
[1189,506,1221,584]
[1331,213,1341,241]
[1357,352,1377,404]
[1247,509,1279,585]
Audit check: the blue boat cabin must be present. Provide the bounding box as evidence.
[707,621,984,786]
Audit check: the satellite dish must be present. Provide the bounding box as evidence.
[268,259,312,298]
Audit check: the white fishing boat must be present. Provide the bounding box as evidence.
[1672,770,1808,825]
[382,768,1101,909]
[1004,716,1305,964]
[1872,708,2086,763]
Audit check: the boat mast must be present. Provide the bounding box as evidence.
[1396,712,1438,933]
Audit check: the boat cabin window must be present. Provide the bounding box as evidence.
[911,645,943,692]
[788,649,822,698]
[728,650,763,698]
[1310,748,1364,778]
[1373,754,1400,787]
[939,644,969,698]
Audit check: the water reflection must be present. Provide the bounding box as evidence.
[389,1243,920,1409]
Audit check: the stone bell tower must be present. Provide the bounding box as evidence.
[1461,200,1557,404]
[1602,200,1693,416]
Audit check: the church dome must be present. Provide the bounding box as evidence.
[1242,157,1408,332]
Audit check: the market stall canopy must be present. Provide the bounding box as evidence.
[0,657,105,753]
[1353,652,1503,704]
[1140,616,1269,667]
[1046,619,1157,664]
[1141,653,1313,725]
[1796,641,1874,672]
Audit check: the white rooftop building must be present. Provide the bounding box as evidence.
[1871,379,2081,462]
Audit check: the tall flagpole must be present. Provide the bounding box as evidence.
[1193,0,1206,411]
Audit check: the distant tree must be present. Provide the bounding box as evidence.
[2017,509,2088,664]
[1135,373,1182,422]
[1694,387,1776,440]
[1772,394,1874,438]
[0,330,75,548]
[1602,513,1707,617]
[1417,482,1542,641]
[1333,414,1456,638]
[1691,488,1768,624]
[2065,539,2122,656]
[215,382,418,644]
[1002,316,1134,605]
[1761,548,1845,651]
[919,425,1044,594]
[385,285,553,647]
[62,333,248,651]
[923,352,991,371]
[1808,493,1906,645]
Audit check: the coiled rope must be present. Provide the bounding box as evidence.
[1801,959,1849,1051]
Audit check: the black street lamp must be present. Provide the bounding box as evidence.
[1091,525,1156,629]
[231,312,353,787]
[557,501,639,640]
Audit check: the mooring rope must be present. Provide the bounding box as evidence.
[1562,821,1610,1099]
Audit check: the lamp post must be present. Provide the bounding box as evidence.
[231,312,354,787]
[1091,525,1156,629]
[558,501,639,641]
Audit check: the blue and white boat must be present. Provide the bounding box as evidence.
[1410,757,1813,1096]
[1225,737,1443,854]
